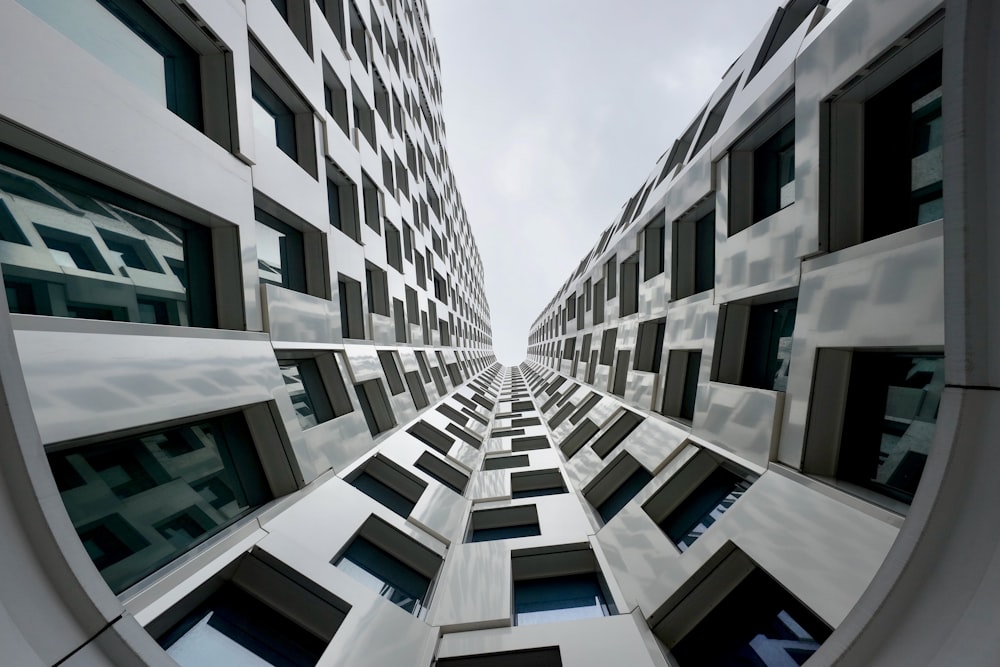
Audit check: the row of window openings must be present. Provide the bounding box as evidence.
[0,147,469,333]
[534,48,945,340]
[564,327,943,509]
[48,401,825,665]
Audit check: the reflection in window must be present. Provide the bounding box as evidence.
[839,353,944,503]
[16,0,202,128]
[741,299,797,391]
[0,150,214,327]
[335,536,432,617]
[753,121,795,221]
[255,209,306,293]
[48,414,271,593]
[158,583,326,667]
[659,465,755,551]
[252,72,298,161]
[673,568,830,666]
[280,359,334,430]
[514,573,612,626]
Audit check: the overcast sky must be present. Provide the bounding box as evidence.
[425,0,786,365]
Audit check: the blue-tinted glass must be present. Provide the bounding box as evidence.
[159,584,325,667]
[514,573,611,626]
[49,416,271,593]
[661,467,753,551]
[597,467,653,523]
[335,537,431,616]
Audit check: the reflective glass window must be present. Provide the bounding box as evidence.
[48,414,272,593]
[0,148,216,327]
[158,583,326,667]
[514,573,611,626]
[16,0,202,128]
[334,537,431,616]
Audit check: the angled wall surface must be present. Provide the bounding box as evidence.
[0,0,998,665]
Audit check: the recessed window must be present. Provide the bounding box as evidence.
[511,547,616,626]
[644,448,758,551]
[804,350,944,505]
[337,274,365,339]
[512,436,550,452]
[323,59,350,136]
[326,169,361,244]
[467,505,540,543]
[281,358,333,429]
[404,370,429,410]
[407,420,455,455]
[691,82,737,158]
[414,451,468,495]
[829,39,943,249]
[611,350,630,397]
[348,0,368,67]
[153,556,346,667]
[250,40,317,177]
[0,151,219,327]
[584,452,653,523]
[559,419,600,458]
[334,517,442,617]
[590,410,644,459]
[348,455,426,518]
[48,412,277,593]
[660,350,702,422]
[618,253,639,317]
[714,298,797,391]
[255,207,306,293]
[673,206,716,300]
[316,0,346,48]
[729,95,795,235]
[437,648,563,667]
[482,455,530,471]
[643,212,666,280]
[511,469,566,499]
[268,0,311,54]
[377,349,405,395]
[17,0,203,130]
[654,547,831,666]
[599,328,617,366]
[633,318,666,373]
[352,82,376,148]
[354,378,396,436]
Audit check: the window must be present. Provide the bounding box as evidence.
[590,410,644,459]
[467,506,540,543]
[365,262,389,316]
[633,318,666,373]
[255,208,306,293]
[153,558,346,667]
[643,212,666,280]
[644,448,758,551]
[611,350,630,397]
[348,455,426,518]
[268,0,311,54]
[511,547,615,626]
[280,358,335,429]
[437,648,563,667]
[673,206,716,299]
[618,253,639,317]
[691,82,738,158]
[361,173,381,233]
[377,349,405,395]
[0,149,219,327]
[599,328,617,366]
[337,274,365,339]
[829,42,943,249]
[753,121,795,222]
[352,82,376,148]
[323,59,350,136]
[511,436,550,452]
[661,350,702,422]
[316,0,346,48]
[559,419,599,458]
[407,420,455,455]
[604,257,617,299]
[714,298,797,391]
[584,453,653,523]
[414,451,468,495]
[17,0,203,130]
[654,548,831,666]
[511,469,566,499]
[804,350,944,505]
[348,0,368,67]
[327,164,361,242]
[354,379,396,436]
[48,412,277,593]
[250,41,317,177]
[404,370,429,409]
[592,279,605,324]
[334,517,441,617]
[482,455,530,471]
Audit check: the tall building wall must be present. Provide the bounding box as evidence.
[0,0,999,665]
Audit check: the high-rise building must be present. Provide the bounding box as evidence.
[0,0,997,665]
